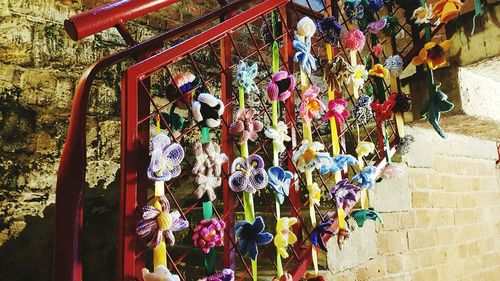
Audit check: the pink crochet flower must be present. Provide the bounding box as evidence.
[267,71,296,101]
[372,44,384,58]
[322,99,350,124]
[229,108,264,144]
[299,86,326,125]
[192,219,225,254]
[342,29,365,52]
[366,18,387,34]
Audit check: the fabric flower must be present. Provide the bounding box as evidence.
[384,55,404,77]
[366,0,384,13]
[392,92,411,113]
[142,265,180,281]
[229,108,264,144]
[293,35,317,75]
[349,64,368,91]
[381,163,405,180]
[274,217,298,258]
[322,99,349,124]
[136,195,189,248]
[165,72,201,109]
[351,209,383,227]
[229,154,268,193]
[352,94,374,125]
[433,0,463,24]
[267,71,296,101]
[310,219,334,252]
[356,141,375,159]
[299,86,326,125]
[371,94,396,122]
[368,63,389,79]
[317,16,343,45]
[198,269,235,281]
[195,172,221,202]
[292,140,331,172]
[265,121,291,153]
[192,219,225,254]
[342,29,365,52]
[193,142,228,201]
[420,83,454,138]
[329,179,359,209]
[308,182,322,207]
[323,55,353,90]
[236,60,259,94]
[235,216,273,260]
[320,154,358,174]
[148,134,185,181]
[352,166,377,189]
[297,16,317,37]
[411,3,434,25]
[345,0,364,23]
[268,166,293,204]
[412,40,452,70]
[382,16,400,37]
[372,44,384,58]
[367,18,387,34]
[192,93,225,128]
[397,134,415,155]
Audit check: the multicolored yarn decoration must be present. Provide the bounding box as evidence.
[342,29,366,52]
[147,134,185,182]
[236,60,259,94]
[353,94,374,125]
[235,216,273,260]
[352,166,377,189]
[165,72,201,109]
[320,154,358,175]
[267,71,296,101]
[274,217,298,258]
[316,16,343,46]
[433,0,463,24]
[420,83,454,138]
[268,166,293,204]
[299,85,326,125]
[329,179,360,210]
[322,98,350,124]
[292,140,331,173]
[228,154,268,193]
[412,40,452,70]
[192,219,225,254]
[265,121,291,153]
[191,93,225,128]
[350,209,383,227]
[382,15,400,37]
[142,265,180,281]
[229,108,263,144]
[198,269,235,281]
[411,3,434,25]
[293,35,317,75]
[345,0,365,23]
[397,134,415,155]
[384,55,404,77]
[322,55,353,90]
[309,219,334,252]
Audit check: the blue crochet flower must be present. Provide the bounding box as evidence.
[235,216,273,260]
[310,219,334,252]
[345,0,364,23]
[366,0,384,13]
[236,60,259,94]
[352,166,377,189]
[293,35,317,75]
[268,166,293,204]
[320,154,358,174]
[351,209,383,227]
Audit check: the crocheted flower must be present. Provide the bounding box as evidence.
[192,142,228,177]
[229,108,264,144]
[322,98,349,124]
[192,219,225,254]
[433,0,463,23]
[412,40,452,70]
[368,63,389,79]
[317,16,343,45]
[265,121,291,153]
[323,55,353,90]
[371,95,396,122]
[274,217,298,258]
[352,166,377,189]
[320,154,358,174]
[367,18,387,34]
[293,35,317,75]
[384,55,404,77]
[392,92,411,113]
[236,60,259,94]
[192,93,225,128]
[148,134,185,181]
[366,0,384,13]
[352,94,374,125]
[381,163,405,180]
[345,0,364,23]
[136,195,189,248]
[351,209,383,227]
[349,64,368,91]
[397,134,415,155]
[382,16,400,37]
[372,44,384,58]
[356,141,375,159]
[198,269,235,281]
[292,140,331,172]
[268,166,293,204]
[142,265,180,281]
[267,71,296,101]
[229,154,268,193]
[297,16,317,37]
[235,216,273,260]
[329,179,359,209]
[165,72,201,109]
[310,219,334,252]
[411,3,434,25]
[308,182,322,206]
[342,29,365,51]
[299,86,326,125]
[420,83,454,138]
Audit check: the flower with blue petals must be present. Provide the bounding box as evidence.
[293,35,317,75]
[292,140,331,173]
[352,166,377,189]
[351,209,383,227]
[235,216,273,260]
[320,154,358,174]
[236,60,259,94]
[328,179,359,209]
[310,219,334,252]
[268,166,293,204]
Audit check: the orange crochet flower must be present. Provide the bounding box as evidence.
[433,0,463,23]
[412,40,451,70]
[368,63,389,79]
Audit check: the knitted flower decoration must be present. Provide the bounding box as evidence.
[384,55,404,77]
[165,72,201,109]
[382,16,400,37]
[229,154,268,193]
[297,16,317,37]
[308,182,322,206]
[193,142,228,201]
[292,140,331,172]
[198,269,235,281]
[293,35,317,75]
[420,83,454,138]
[392,92,411,113]
[192,219,225,254]
[397,134,415,155]
[299,85,326,125]
[356,141,376,159]
[350,64,369,91]
[317,16,343,46]
[329,179,360,209]
[323,55,354,90]
[265,121,291,153]
[310,219,334,252]
[274,217,298,258]
[369,63,389,79]
[351,209,383,227]
[371,95,396,122]
[320,154,358,174]
[322,98,350,124]
[342,29,365,52]
[381,163,405,180]
[136,195,189,248]
[433,0,463,23]
[142,265,180,281]
[353,94,374,125]
[192,93,225,128]
[367,18,387,34]
[345,0,364,23]
[411,3,434,25]
[267,71,296,101]
[372,44,384,58]
[236,60,259,94]
[148,134,185,181]
[268,166,293,204]
[366,0,384,13]
[412,40,452,70]
[229,108,264,144]
[352,166,377,189]
[235,216,273,260]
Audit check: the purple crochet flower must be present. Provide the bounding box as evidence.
[147,134,185,181]
[192,219,225,254]
[229,154,268,193]
[310,219,334,252]
[198,269,235,281]
[316,16,343,46]
[366,18,387,34]
[136,195,189,248]
[328,179,360,209]
[267,71,296,101]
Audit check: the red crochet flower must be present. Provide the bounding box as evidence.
[322,98,350,124]
[371,94,396,122]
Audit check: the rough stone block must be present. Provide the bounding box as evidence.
[376,230,408,254]
[410,268,438,280]
[408,229,436,249]
[434,155,458,174]
[412,191,431,208]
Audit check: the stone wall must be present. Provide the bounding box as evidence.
[324,126,500,280]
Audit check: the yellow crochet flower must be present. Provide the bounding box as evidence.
[368,64,389,79]
[356,141,375,158]
[308,183,321,206]
[274,217,298,258]
[412,40,452,70]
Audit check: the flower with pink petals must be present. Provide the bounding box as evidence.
[372,44,384,58]
[229,108,264,144]
[299,86,326,125]
[322,99,350,124]
[367,18,387,34]
[342,29,365,52]
[192,219,225,254]
[267,71,296,101]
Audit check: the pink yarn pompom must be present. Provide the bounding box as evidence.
[342,29,366,52]
[267,71,296,101]
[192,219,225,254]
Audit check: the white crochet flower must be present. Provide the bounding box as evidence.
[142,265,180,281]
[349,64,368,91]
[292,140,331,172]
[411,4,433,25]
[265,121,291,153]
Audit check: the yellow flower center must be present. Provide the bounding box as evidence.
[302,147,317,162]
[157,212,173,231]
[418,10,427,19]
[307,100,320,112]
[354,69,363,79]
[204,230,217,241]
